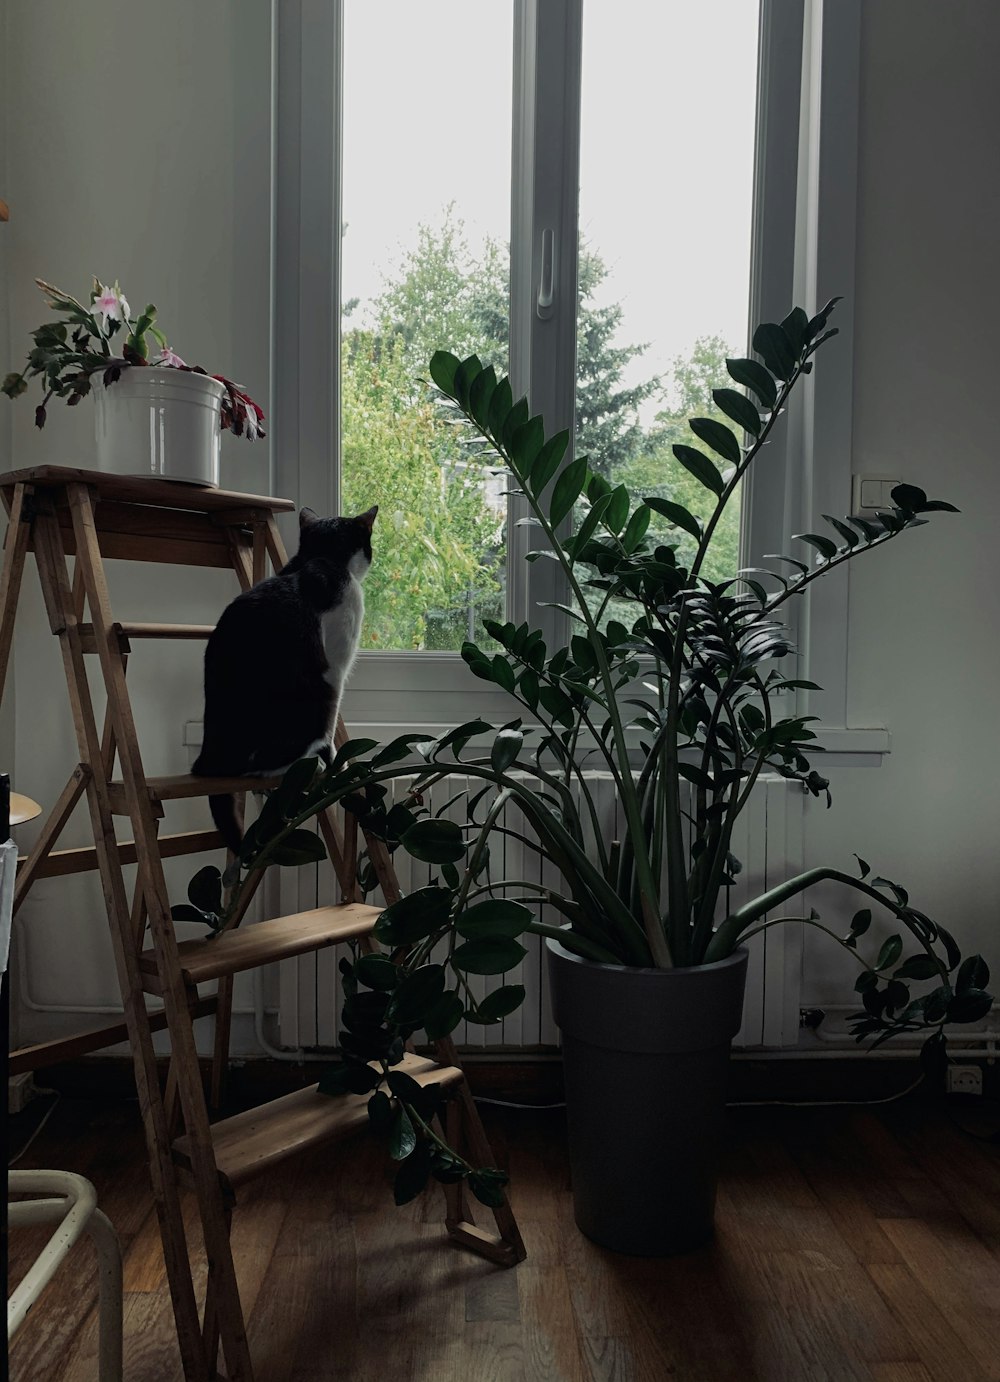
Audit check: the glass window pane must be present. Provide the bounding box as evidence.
[577,1,760,624]
[340,2,514,651]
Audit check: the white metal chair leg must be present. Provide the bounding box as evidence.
[8,1170,123,1382]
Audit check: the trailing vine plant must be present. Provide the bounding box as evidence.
[175,299,992,1204]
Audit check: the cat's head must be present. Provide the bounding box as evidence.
[297,505,377,579]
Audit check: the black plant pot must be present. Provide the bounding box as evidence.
[546,938,749,1256]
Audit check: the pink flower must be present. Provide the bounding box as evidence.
[93,281,130,330]
[156,346,187,369]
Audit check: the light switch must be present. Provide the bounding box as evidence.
[852,475,902,514]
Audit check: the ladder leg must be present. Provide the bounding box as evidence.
[67,482,254,1382]
[0,481,33,700]
[31,501,212,1382]
[13,763,90,913]
[435,1036,527,1268]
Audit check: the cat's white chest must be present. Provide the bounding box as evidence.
[321,576,364,689]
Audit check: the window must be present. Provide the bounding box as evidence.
[274,0,866,745]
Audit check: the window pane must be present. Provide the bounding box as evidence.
[340,2,513,651]
[577,1,759,623]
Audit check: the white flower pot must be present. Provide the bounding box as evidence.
[93,366,224,486]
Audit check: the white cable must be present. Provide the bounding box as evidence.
[8,1093,61,1167]
[726,1072,925,1108]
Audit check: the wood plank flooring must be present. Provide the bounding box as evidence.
[7,1092,1000,1381]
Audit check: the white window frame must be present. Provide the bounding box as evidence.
[270,0,880,755]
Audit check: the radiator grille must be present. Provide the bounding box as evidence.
[274,773,803,1051]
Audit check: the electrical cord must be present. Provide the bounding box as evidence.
[7,1092,61,1167]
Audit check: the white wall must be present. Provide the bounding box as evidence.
[3,0,998,1053]
[1,0,274,1054]
[799,0,1000,1009]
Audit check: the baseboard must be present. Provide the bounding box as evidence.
[30,1050,996,1109]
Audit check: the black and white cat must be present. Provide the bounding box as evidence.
[192,504,377,854]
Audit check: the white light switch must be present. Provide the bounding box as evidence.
[852,475,902,514]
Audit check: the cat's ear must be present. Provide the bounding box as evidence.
[356,506,378,533]
[299,507,320,531]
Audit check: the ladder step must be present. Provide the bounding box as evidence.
[80,621,215,651]
[107,773,282,813]
[19,829,223,880]
[140,903,381,993]
[172,1054,465,1192]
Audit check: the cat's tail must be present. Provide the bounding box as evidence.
[208,794,243,857]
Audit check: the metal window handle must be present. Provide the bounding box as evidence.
[537,228,555,319]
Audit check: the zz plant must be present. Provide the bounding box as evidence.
[178,299,992,1206]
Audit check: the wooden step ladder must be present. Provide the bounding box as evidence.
[0,465,525,1382]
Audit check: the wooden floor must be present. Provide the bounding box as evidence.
[7,1090,1000,1381]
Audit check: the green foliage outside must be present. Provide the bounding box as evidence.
[341,207,741,648]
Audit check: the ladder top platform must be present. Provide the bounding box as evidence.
[0,465,296,515]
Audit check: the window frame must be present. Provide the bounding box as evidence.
[270,0,879,755]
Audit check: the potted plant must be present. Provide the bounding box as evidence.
[3,278,264,486]
[178,300,992,1252]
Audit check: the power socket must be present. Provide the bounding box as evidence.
[8,1072,40,1115]
[946,1064,983,1097]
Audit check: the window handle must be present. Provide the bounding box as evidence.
[537,228,555,319]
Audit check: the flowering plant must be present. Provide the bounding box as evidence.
[3,278,265,440]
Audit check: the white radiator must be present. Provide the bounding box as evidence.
[274,772,804,1052]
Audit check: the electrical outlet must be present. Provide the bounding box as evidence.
[946,1065,983,1097]
[8,1072,39,1115]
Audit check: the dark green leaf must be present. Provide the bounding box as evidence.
[779,306,810,354]
[266,828,328,867]
[422,990,465,1039]
[889,483,927,512]
[170,903,216,927]
[672,444,724,496]
[355,953,400,992]
[855,855,871,879]
[274,756,320,813]
[511,416,545,475]
[487,375,514,439]
[549,455,589,527]
[712,387,761,437]
[452,355,483,409]
[644,496,702,540]
[947,990,992,1024]
[956,955,990,994]
[367,1089,394,1131]
[795,532,838,560]
[689,416,742,465]
[387,964,446,1026]
[726,356,777,408]
[389,1106,417,1160]
[400,818,467,865]
[468,365,497,428]
[475,984,526,1023]
[188,866,222,914]
[374,886,453,946]
[468,1169,509,1208]
[451,937,528,975]
[875,936,903,972]
[527,430,569,496]
[604,484,631,535]
[456,900,533,940]
[753,321,797,379]
[429,350,460,398]
[519,668,539,712]
[331,737,379,768]
[490,655,516,694]
[893,954,940,981]
[621,504,651,552]
[393,1143,433,1205]
[849,909,872,938]
[491,725,523,774]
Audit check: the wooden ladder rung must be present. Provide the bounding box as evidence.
[172,1054,465,1192]
[18,829,223,880]
[80,621,216,651]
[107,773,282,813]
[139,903,381,993]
